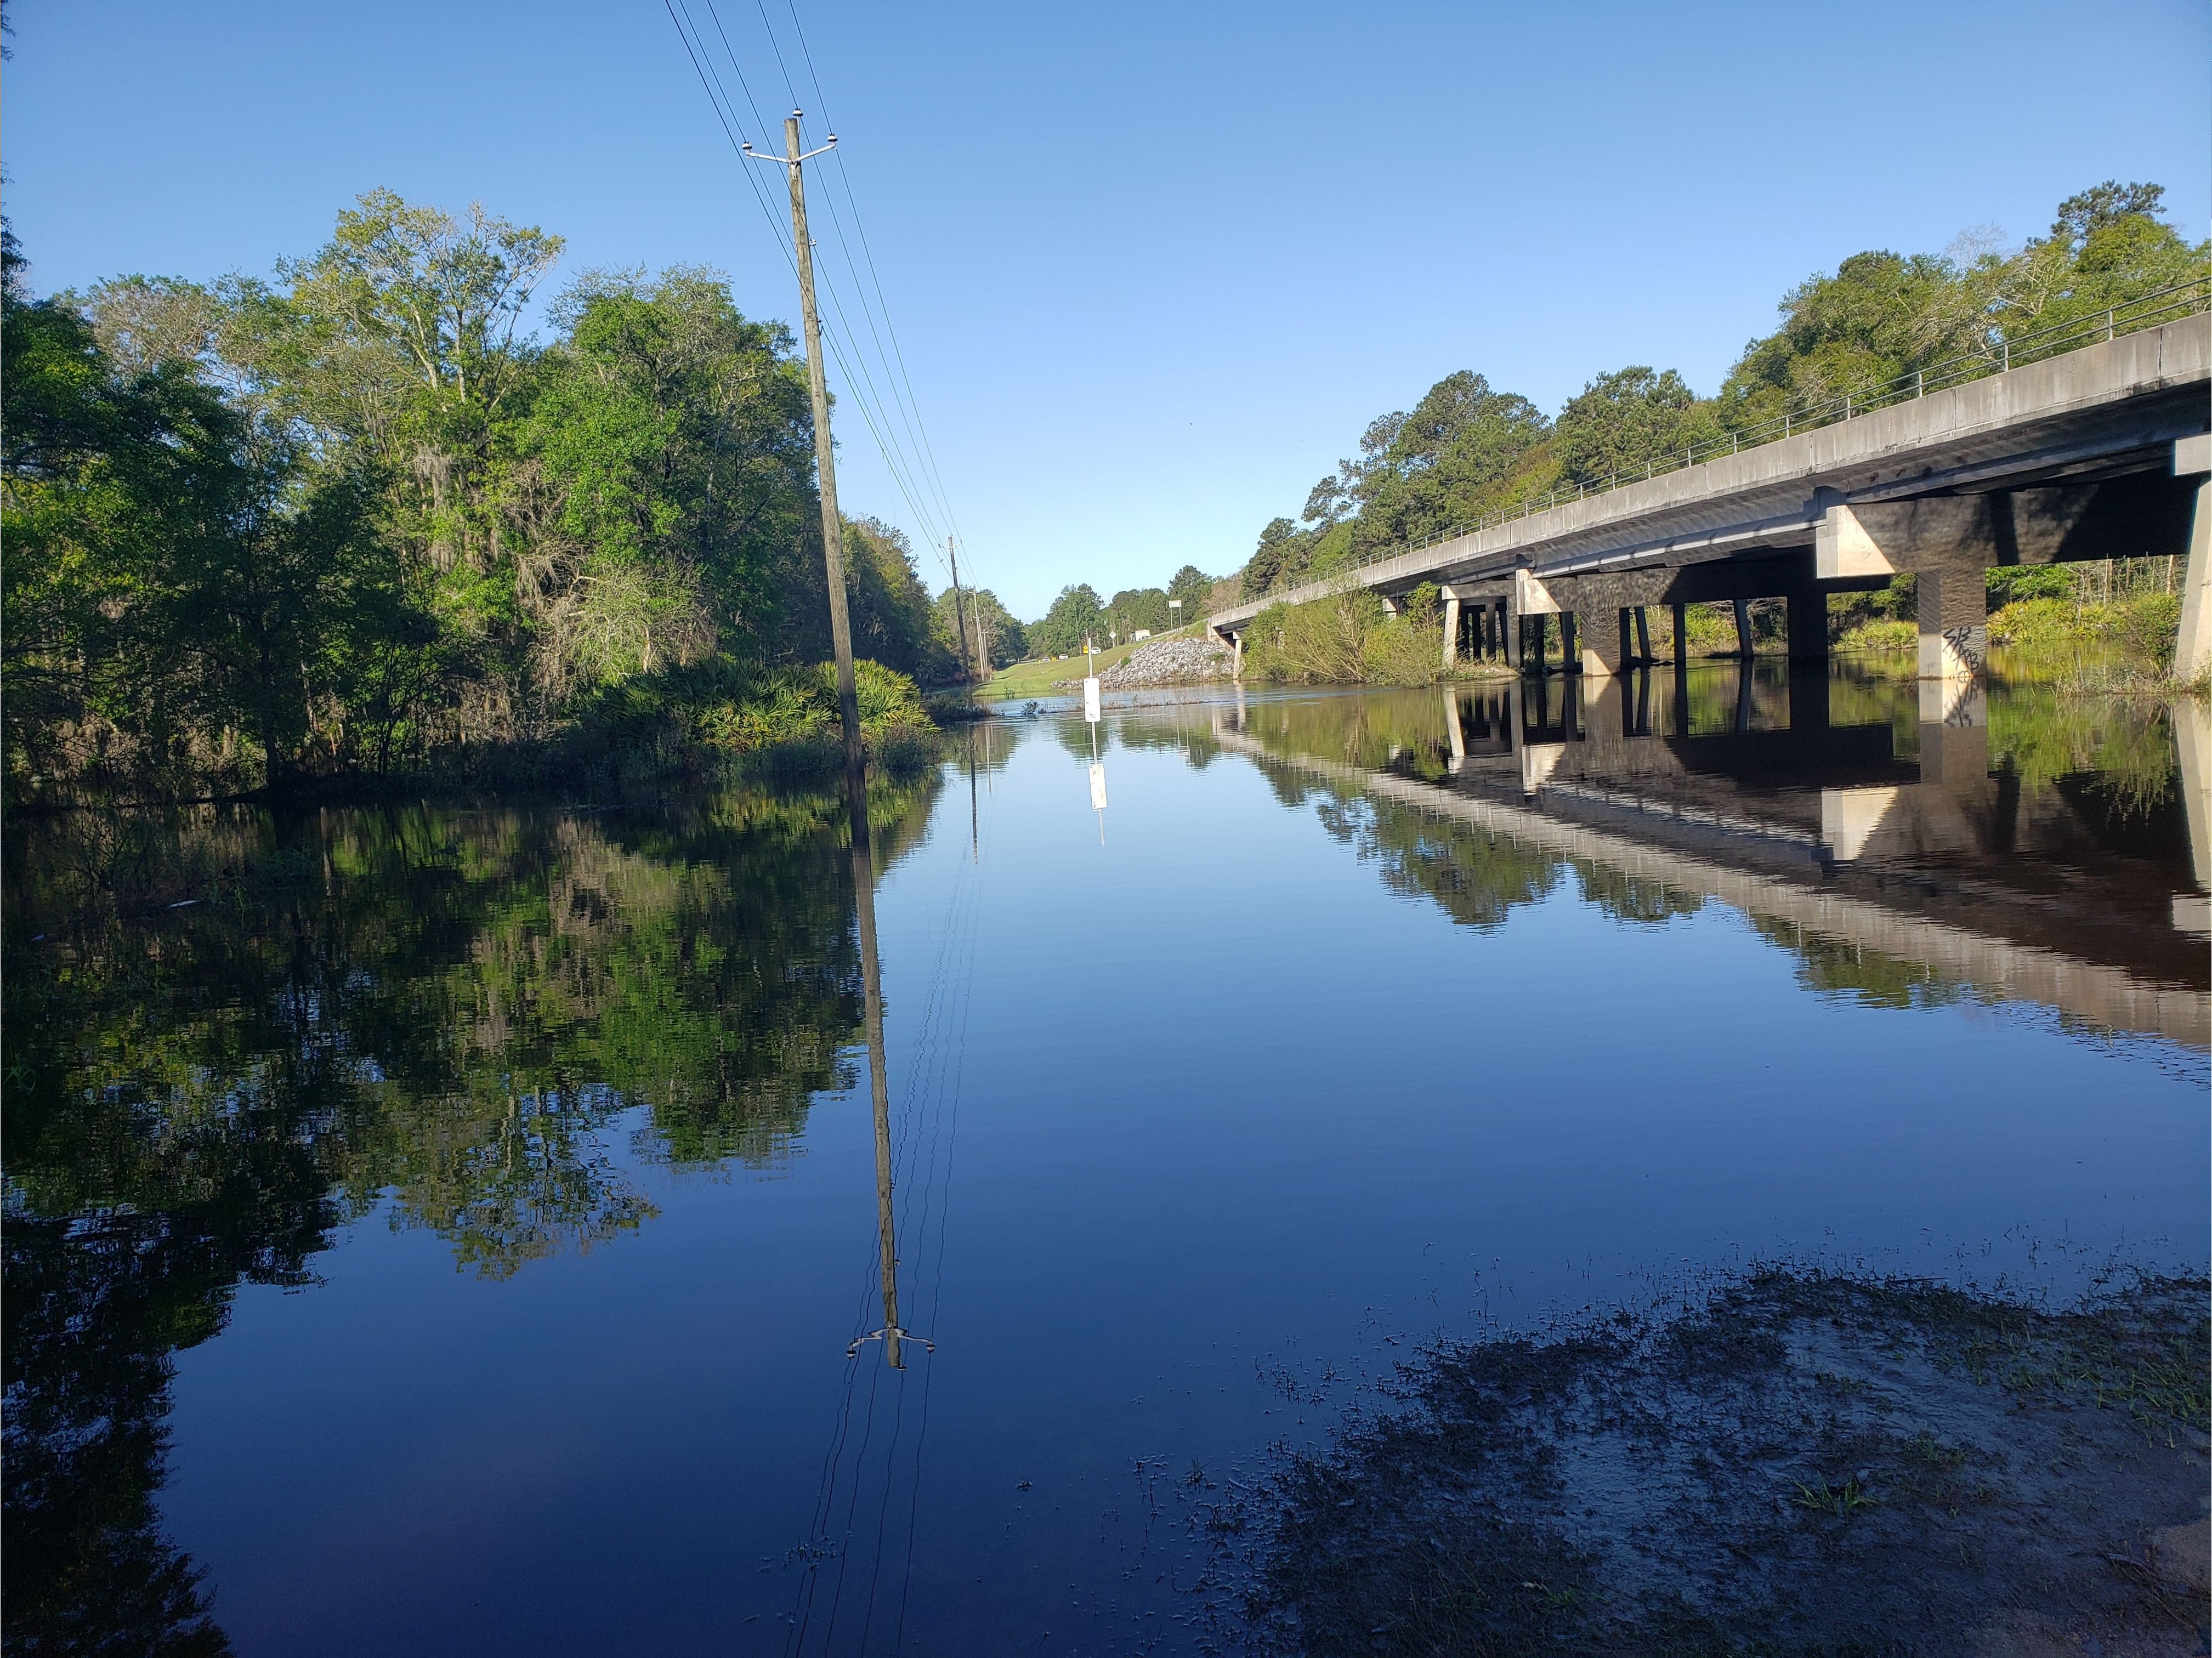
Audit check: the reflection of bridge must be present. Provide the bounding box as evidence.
[1209,317,2212,682]
[1210,674,2211,1048]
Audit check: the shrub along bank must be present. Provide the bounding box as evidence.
[1235,559,2191,689]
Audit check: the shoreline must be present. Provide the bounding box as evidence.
[1189,1267,2211,1656]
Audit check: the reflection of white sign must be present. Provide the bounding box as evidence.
[1083,677,1101,723]
[1089,763,1108,810]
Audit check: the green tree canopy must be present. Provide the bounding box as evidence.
[1167,564,1217,618]
[1028,582,1105,655]
[1105,587,1171,636]
[1554,366,1721,488]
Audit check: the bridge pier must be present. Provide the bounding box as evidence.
[1578,607,1623,679]
[2176,434,2212,681]
[1787,589,1829,663]
[1915,566,1987,681]
[1442,594,1460,669]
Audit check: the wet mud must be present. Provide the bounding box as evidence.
[1192,1270,2210,1656]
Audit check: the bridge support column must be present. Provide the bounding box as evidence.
[1634,606,1653,663]
[1505,608,1523,669]
[1442,595,1460,669]
[1786,588,1829,663]
[2175,435,2212,682]
[1915,566,1986,680]
[1560,611,1580,674]
[1232,633,1244,678]
[1671,601,1688,663]
[1732,599,1754,658]
[1579,608,1624,679]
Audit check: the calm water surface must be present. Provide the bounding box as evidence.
[7,663,2207,1655]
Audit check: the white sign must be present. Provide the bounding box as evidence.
[1083,677,1101,723]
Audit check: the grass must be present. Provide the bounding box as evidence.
[977,624,1207,700]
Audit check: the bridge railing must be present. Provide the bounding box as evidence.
[1263,274,2212,595]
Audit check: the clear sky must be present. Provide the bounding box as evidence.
[6,0,2207,620]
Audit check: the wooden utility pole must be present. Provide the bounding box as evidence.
[946,536,973,683]
[748,113,864,810]
[948,536,991,683]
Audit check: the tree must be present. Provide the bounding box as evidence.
[1554,366,1721,487]
[1029,583,1105,656]
[1348,371,1551,559]
[841,516,951,680]
[1240,518,1302,598]
[1718,249,1989,424]
[933,585,1026,668]
[513,268,816,695]
[1167,564,1215,621]
[3,259,396,794]
[1106,587,1171,636]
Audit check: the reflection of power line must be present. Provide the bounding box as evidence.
[787,757,986,1655]
[846,833,930,1368]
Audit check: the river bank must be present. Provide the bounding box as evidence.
[1193,1268,2211,1657]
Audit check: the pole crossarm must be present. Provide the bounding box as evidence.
[744,139,838,163]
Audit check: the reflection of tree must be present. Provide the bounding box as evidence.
[1,766,939,1646]
[5,1211,239,1656]
[1267,768,1562,930]
[1750,918,1970,1010]
[1572,861,1704,927]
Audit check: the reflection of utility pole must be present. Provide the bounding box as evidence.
[966,723,979,861]
[845,824,930,1369]
[745,113,864,807]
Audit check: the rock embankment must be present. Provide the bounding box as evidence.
[1096,637,1231,688]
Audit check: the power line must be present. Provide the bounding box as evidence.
[671,4,955,567]
[777,4,974,567]
[712,1,979,597]
[666,1,985,625]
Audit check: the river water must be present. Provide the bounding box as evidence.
[5,662,2207,1655]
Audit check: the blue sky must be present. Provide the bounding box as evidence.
[7,0,2207,620]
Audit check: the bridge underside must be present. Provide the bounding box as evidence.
[1428,468,2205,682]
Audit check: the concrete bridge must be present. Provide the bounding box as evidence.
[1209,315,2212,682]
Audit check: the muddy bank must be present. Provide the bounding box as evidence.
[1192,1270,2209,1656]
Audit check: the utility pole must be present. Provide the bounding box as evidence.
[946,536,973,684]
[947,536,991,684]
[747,113,864,813]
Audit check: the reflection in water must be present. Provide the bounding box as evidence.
[1206,662,2209,1047]
[3,674,2202,1653]
[846,784,928,1370]
[0,774,942,1653]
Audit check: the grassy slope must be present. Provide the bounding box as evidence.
[978,623,1207,699]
